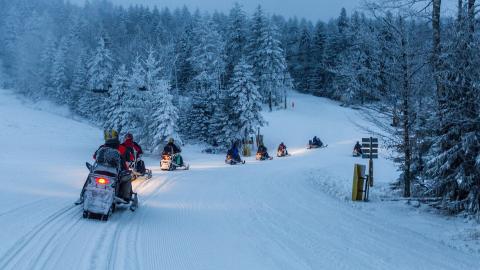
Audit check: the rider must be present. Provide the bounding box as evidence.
[311,136,323,147]
[76,130,131,204]
[353,141,363,155]
[122,132,146,173]
[227,142,242,163]
[122,132,143,160]
[257,143,270,159]
[277,142,288,156]
[163,138,183,166]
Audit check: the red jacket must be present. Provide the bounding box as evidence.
[122,138,143,159]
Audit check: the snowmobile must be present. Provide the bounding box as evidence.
[352,149,362,157]
[129,154,152,180]
[160,153,189,171]
[225,154,245,165]
[82,161,138,221]
[256,152,273,161]
[307,140,327,149]
[276,149,290,157]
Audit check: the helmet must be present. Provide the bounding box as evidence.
[104,129,118,141]
[168,138,174,143]
[125,132,133,140]
[104,129,119,144]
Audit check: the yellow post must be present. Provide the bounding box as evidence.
[352,164,366,201]
[243,144,251,156]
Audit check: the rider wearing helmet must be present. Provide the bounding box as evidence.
[277,142,288,156]
[163,138,183,166]
[122,132,143,160]
[76,130,131,205]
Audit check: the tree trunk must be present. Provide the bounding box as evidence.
[468,0,475,34]
[400,16,412,198]
[458,0,463,23]
[432,0,444,118]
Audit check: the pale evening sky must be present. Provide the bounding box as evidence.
[72,0,458,22]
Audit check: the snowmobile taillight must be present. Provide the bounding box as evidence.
[95,177,109,185]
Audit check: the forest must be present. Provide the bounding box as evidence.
[0,0,479,216]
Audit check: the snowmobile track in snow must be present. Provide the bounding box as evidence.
[0,204,81,270]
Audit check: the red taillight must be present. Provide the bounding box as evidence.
[96,177,109,185]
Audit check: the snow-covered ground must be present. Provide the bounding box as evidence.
[0,88,479,270]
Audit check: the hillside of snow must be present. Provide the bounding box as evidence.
[0,89,479,270]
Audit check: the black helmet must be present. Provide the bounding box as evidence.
[125,132,133,140]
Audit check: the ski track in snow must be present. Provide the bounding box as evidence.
[1,89,479,270]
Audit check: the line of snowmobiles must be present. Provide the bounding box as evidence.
[80,137,329,221]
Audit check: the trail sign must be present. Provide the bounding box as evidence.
[362,137,379,159]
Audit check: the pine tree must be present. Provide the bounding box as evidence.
[87,37,114,92]
[70,51,88,113]
[427,2,480,214]
[129,54,146,91]
[257,22,289,104]
[148,80,180,151]
[144,47,162,91]
[224,3,248,86]
[51,37,69,103]
[104,64,129,131]
[228,58,265,141]
[174,23,194,94]
[310,21,327,96]
[297,26,313,92]
[186,17,226,143]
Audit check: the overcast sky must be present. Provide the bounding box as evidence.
[73,0,363,22]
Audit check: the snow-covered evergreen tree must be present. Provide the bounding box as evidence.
[104,64,129,131]
[426,3,480,214]
[144,47,162,91]
[256,21,290,104]
[87,37,114,92]
[185,17,226,143]
[51,37,69,103]
[228,58,265,141]
[129,55,146,91]
[224,3,248,86]
[148,80,181,151]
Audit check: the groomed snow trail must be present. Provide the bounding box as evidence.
[0,89,478,270]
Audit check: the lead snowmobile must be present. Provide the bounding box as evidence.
[82,147,138,221]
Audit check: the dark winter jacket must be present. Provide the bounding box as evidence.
[312,137,322,146]
[278,143,287,152]
[163,142,181,155]
[257,145,268,154]
[93,142,129,171]
[228,146,241,161]
[354,142,362,153]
